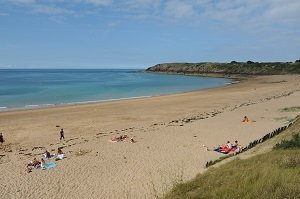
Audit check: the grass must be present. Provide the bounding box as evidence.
[280,106,300,112]
[274,133,300,150]
[163,116,300,199]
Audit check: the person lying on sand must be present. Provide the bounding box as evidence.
[28,158,41,168]
[214,142,231,153]
[110,135,128,142]
[204,141,240,154]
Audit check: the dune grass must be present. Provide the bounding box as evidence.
[280,106,300,112]
[274,133,300,150]
[163,117,300,199]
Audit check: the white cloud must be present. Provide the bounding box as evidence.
[32,4,73,14]
[164,1,197,19]
[264,0,300,24]
[1,0,300,28]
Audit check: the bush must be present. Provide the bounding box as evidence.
[274,134,300,150]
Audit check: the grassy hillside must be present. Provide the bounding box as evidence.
[163,116,300,199]
[146,62,300,76]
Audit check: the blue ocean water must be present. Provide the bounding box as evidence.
[0,69,231,111]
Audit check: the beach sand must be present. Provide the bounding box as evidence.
[0,75,300,199]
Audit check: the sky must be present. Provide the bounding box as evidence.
[0,0,299,69]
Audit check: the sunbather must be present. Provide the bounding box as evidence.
[56,148,64,160]
[30,158,41,168]
[44,150,51,158]
[226,141,232,149]
[242,116,256,123]
[41,158,46,169]
[242,116,249,122]
[213,141,233,154]
[232,140,242,152]
[110,135,128,142]
[232,140,239,148]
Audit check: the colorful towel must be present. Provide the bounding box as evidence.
[40,162,57,170]
[214,147,237,154]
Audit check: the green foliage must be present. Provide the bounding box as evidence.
[147,62,300,75]
[274,134,300,150]
[163,150,300,199]
[280,106,300,112]
[206,154,235,168]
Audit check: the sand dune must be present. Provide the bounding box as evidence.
[1,75,300,199]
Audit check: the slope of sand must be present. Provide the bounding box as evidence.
[0,75,300,199]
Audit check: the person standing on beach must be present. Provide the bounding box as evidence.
[60,128,65,141]
[0,132,4,145]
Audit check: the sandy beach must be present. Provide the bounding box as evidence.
[1,75,300,199]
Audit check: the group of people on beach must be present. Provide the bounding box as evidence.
[203,140,241,154]
[27,147,64,172]
[213,140,241,154]
[25,128,66,173]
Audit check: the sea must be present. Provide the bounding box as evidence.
[0,69,232,111]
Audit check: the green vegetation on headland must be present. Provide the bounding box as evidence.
[146,61,300,76]
[163,116,300,199]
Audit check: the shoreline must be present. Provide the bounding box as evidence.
[1,74,300,199]
[0,75,236,113]
[0,71,234,113]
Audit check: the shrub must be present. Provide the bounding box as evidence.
[274,134,300,150]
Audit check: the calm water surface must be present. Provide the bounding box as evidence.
[0,69,232,111]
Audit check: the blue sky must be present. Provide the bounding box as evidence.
[0,0,299,69]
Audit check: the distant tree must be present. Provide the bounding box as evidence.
[247,61,254,64]
[295,59,300,63]
[231,61,238,64]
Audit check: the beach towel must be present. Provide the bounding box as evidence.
[40,162,57,170]
[214,147,237,154]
